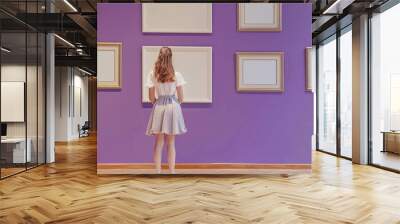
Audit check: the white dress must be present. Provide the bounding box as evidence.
[145,71,187,135]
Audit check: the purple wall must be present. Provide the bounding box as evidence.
[97,3,313,164]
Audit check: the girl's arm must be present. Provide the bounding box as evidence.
[149,87,156,104]
[177,86,184,104]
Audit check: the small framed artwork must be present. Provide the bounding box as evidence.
[236,52,284,92]
[237,3,282,32]
[142,3,212,33]
[97,42,122,89]
[305,47,314,92]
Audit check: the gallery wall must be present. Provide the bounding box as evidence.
[97,3,313,164]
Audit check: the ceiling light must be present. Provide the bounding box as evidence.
[1,47,11,53]
[78,67,93,76]
[54,34,75,48]
[76,48,84,55]
[63,0,78,12]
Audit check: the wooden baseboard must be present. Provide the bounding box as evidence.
[97,163,311,175]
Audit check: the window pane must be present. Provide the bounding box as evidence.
[26,0,40,169]
[371,4,400,171]
[340,29,352,158]
[318,37,337,154]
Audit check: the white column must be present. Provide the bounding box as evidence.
[46,32,55,163]
[352,14,369,164]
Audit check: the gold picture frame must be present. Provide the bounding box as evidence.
[97,42,122,89]
[237,3,282,32]
[142,46,213,103]
[236,52,284,92]
[305,47,313,92]
[142,3,213,33]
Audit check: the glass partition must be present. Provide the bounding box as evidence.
[1,31,28,178]
[27,31,38,169]
[0,1,46,179]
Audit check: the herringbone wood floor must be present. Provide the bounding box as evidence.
[1,134,400,224]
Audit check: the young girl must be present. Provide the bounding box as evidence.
[146,47,187,174]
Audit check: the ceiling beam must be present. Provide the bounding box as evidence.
[55,55,96,72]
[322,0,356,14]
[67,13,97,46]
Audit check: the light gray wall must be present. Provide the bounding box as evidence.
[55,67,89,141]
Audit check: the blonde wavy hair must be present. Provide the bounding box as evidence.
[154,47,175,83]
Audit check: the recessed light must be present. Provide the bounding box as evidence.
[1,47,11,53]
[54,34,75,48]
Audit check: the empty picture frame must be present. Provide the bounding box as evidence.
[142,3,212,33]
[97,42,122,89]
[237,3,282,32]
[142,46,212,103]
[236,52,284,92]
[305,47,314,92]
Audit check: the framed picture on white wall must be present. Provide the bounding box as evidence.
[97,42,122,89]
[236,52,284,92]
[237,3,282,32]
[142,3,212,33]
[142,46,212,103]
[1,82,25,122]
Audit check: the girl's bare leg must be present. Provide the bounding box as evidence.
[153,134,164,174]
[166,135,176,174]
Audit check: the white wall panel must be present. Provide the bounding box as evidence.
[142,46,212,103]
[142,3,212,33]
[1,82,25,122]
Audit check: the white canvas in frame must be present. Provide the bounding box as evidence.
[236,52,284,92]
[237,3,282,32]
[142,46,212,103]
[305,47,314,92]
[142,3,212,33]
[97,42,122,89]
